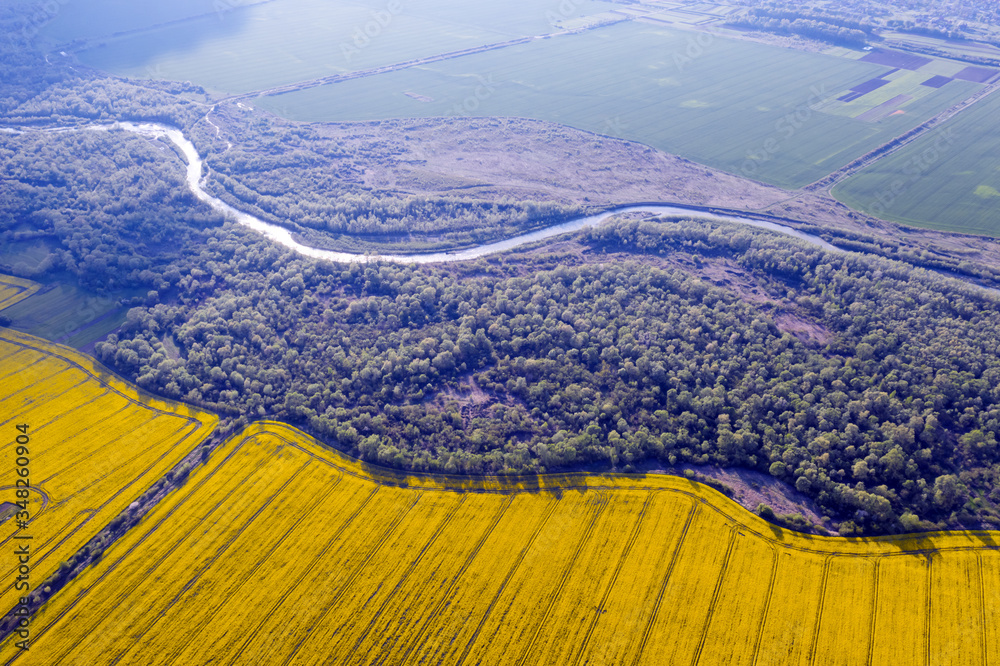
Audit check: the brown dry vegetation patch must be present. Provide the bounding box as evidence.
[775,312,832,346]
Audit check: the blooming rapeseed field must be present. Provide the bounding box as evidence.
[0,275,39,312]
[6,418,998,665]
[0,328,217,621]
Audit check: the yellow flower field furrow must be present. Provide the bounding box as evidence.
[636,505,736,665]
[6,436,296,666]
[405,493,560,666]
[461,490,609,666]
[870,554,928,666]
[929,550,985,665]
[5,410,1000,665]
[0,364,90,419]
[233,484,423,665]
[3,378,111,437]
[574,491,698,666]
[64,454,320,666]
[32,408,160,489]
[291,490,467,665]
[750,550,828,666]
[348,492,514,664]
[509,490,650,666]
[810,556,878,666]
[169,474,380,665]
[0,275,40,310]
[696,530,777,666]
[0,348,48,383]
[138,464,348,666]
[981,550,1000,663]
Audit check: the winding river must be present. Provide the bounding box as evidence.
[4,121,999,297]
[111,122,843,262]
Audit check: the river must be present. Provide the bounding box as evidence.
[3,121,999,298]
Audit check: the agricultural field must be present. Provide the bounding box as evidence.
[8,420,999,665]
[0,283,133,351]
[0,326,217,620]
[258,21,981,189]
[54,0,618,95]
[0,276,39,312]
[833,88,1000,237]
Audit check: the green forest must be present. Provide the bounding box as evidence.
[84,215,1000,536]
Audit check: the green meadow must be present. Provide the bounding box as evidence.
[258,21,978,189]
[833,90,1000,237]
[56,0,618,94]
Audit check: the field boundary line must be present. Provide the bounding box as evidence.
[454,497,562,666]
[227,484,382,664]
[691,525,738,666]
[925,553,933,666]
[1,435,265,666]
[631,498,700,666]
[280,491,423,665]
[749,544,780,666]
[515,492,610,666]
[1,375,96,433]
[109,456,320,665]
[571,491,654,666]
[392,494,515,664]
[977,553,988,666]
[345,494,469,659]
[0,364,79,421]
[806,555,834,666]
[866,558,880,666]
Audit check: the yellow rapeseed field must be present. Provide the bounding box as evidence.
[0,327,217,621]
[6,419,999,665]
[0,276,40,312]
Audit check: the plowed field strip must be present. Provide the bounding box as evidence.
[750,546,780,666]
[807,556,833,666]
[454,497,560,666]
[631,503,699,666]
[866,560,880,666]
[280,491,423,665]
[571,492,653,666]
[515,496,609,666]
[391,494,514,664]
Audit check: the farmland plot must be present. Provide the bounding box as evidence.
[7,419,999,665]
[0,327,217,621]
[0,277,39,313]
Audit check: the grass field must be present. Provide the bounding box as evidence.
[61,0,617,94]
[833,89,1000,237]
[8,419,999,665]
[0,283,130,350]
[0,327,217,622]
[0,276,40,312]
[257,21,980,189]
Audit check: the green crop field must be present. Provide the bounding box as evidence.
[57,0,618,94]
[833,91,1000,237]
[0,283,127,349]
[257,21,979,189]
